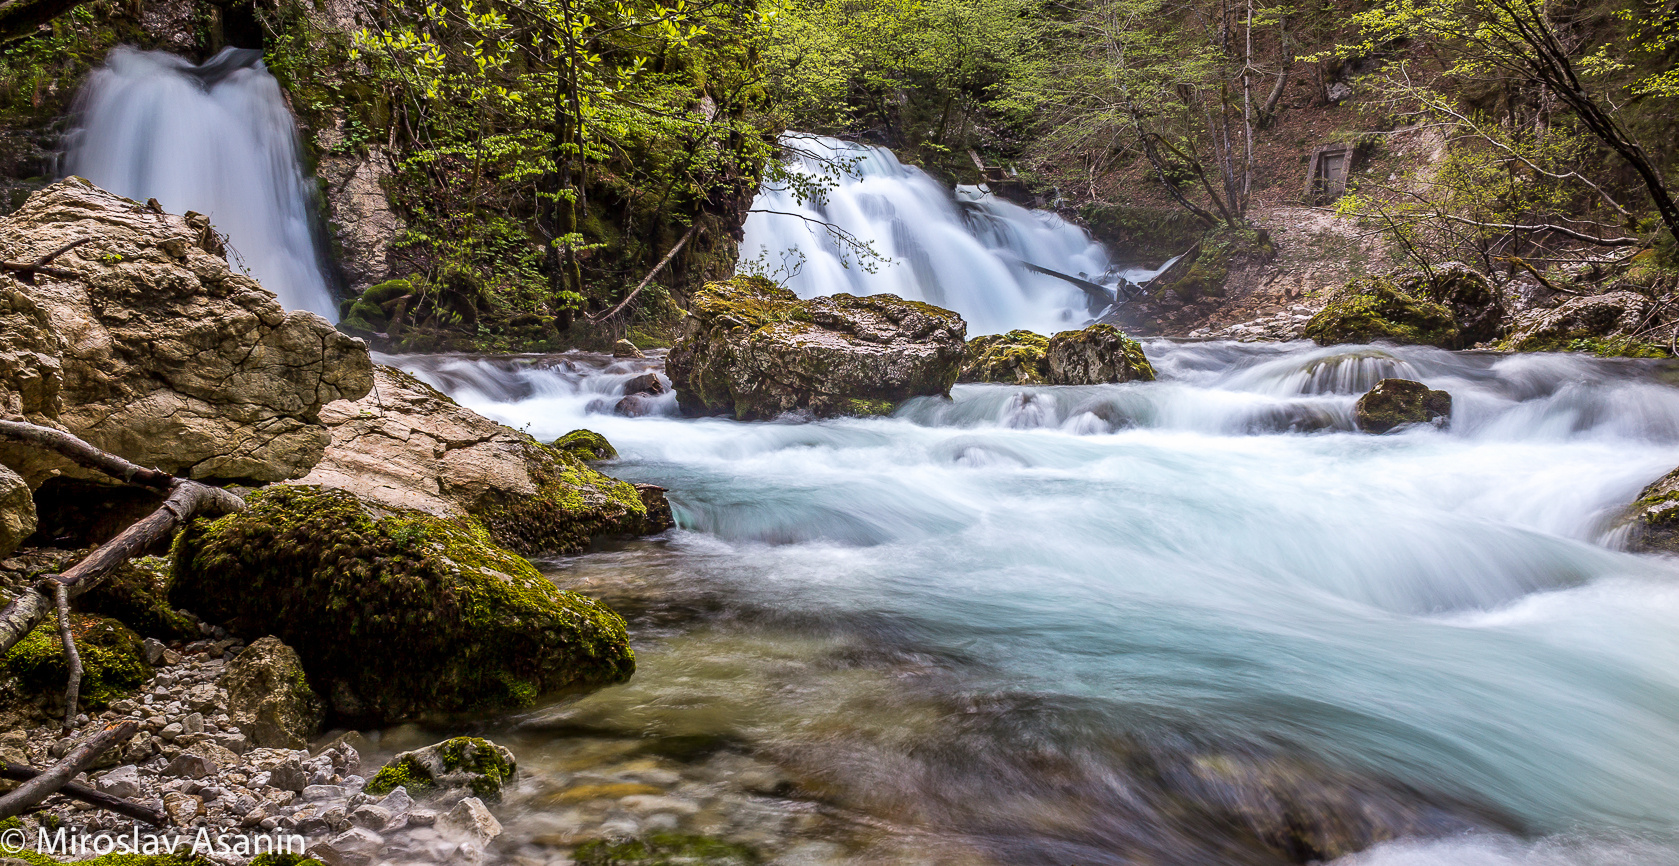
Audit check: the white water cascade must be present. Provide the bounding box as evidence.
[740,134,1159,336]
[64,47,338,320]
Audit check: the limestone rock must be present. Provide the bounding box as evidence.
[223,637,325,749]
[0,179,374,486]
[1621,466,1679,554]
[367,737,517,801]
[290,365,657,555]
[440,796,503,844]
[170,485,634,723]
[1354,379,1452,433]
[960,330,1049,384]
[1045,324,1157,385]
[666,276,966,420]
[1498,291,1665,356]
[612,338,645,358]
[1426,264,1504,346]
[0,464,35,559]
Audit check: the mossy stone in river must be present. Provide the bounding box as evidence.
[1353,379,1452,433]
[574,833,761,866]
[553,428,619,461]
[1621,465,1679,553]
[960,330,1050,384]
[169,485,633,723]
[1045,324,1156,384]
[3,614,149,709]
[365,736,517,800]
[1304,276,1461,348]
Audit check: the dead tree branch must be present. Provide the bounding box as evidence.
[53,581,80,731]
[0,763,165,825]
[0,238,89,284]
[0,721,137,820]
[587,220,702,323]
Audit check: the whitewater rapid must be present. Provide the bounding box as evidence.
[64,47,338,320]
[395,341,1679,865]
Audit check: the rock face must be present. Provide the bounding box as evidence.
[1045,324,1157,384]
[0,464,35,558]
[961,330,1049,384]
[291,365,660,556]
[1498,290,1665,356]
[0,179,374,485]
[171,485,635,723]
[666,276,966,420]
[1354,379,1452,433]
[1621,467,1679,553]
[366,737,517,801]
[223,637,326,749]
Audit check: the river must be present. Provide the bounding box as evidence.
[373,341,1679,865]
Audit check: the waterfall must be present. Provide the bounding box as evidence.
[739,134,1164,336]
[63,47,339,321]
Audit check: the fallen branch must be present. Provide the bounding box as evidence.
[53,581,80,731]
[0,763,165,825]
[0,237,89,284]
[588,221,702,324]
[0,721,137,819]
[0,419,175,489]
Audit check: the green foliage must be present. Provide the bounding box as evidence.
[3,615,149,709]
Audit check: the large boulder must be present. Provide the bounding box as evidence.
[1045,324,1157,384]
[290,365,661,555]
[1304,274,1463,348]
[1427,264,1505,346]
[0,179,374,485]
[1498,290,1666,357]
[666,276,966,420]
[1354,379,1452,433]
[961,330,1049,384]
[0,464,35,558]
[223,637,326,749]
[1621,467,1679,554]
[170,485,634,723]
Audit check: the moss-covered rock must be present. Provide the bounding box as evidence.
[960,330,1050,384]
[169,485,634,723]
[365,736,517,801]
[1304,276,1462,348]
[1353,379,1452,433]
[224,637,325,749]
[665,276,967,420]
[554,429,619,462]
[78,556,198,642]
[1621,465,1679,554]
[3,614,149,710]
[1497,290,1668,357]
[574,833,761,866]
[1045,324,1157,384]
[1423,265,1504,345]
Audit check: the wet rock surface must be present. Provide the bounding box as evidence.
[1354,378,1453,433]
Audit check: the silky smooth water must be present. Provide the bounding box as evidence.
[64,47,338,320]
[739,135,1169,336]
[394,342,1679,865]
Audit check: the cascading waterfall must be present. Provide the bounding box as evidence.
[63,47,338,321]
[740,134,1166,335]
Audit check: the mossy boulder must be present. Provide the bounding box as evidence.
[365,736,517,801]
[1621,465,1679,553]
[78,556,199,642]
[1304,276,1462,348]
[169,485,634,723]
[3,614,149,710]
[1497,290,1668,357]
[1425,264,1504,345]
[960,330,1050,384]
[665,276,967,420]
[1045,324,1157,384]
[554,429,619,462]
[575,833,761,866]
[1353,379,1452,433]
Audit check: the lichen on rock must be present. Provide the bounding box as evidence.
[169,485,634,723]
[1353,379,1452,433]
[554,429,619,462]
[365,736,517,801]
[665,276,967,420]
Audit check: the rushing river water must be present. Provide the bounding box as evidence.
[386,342,1679,866]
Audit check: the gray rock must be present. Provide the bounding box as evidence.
[162,791,202,823]
[222,636,324,750]
[141,638,166,666]
[158,723,184,742]
[324,826,384,866]
[439,796,501,844]
[376,786,414,814]
[165,752,216,779]
[0,464,35,560]
[305,784,348,801]
[181,712,204,735]
[268,763,309,794]
[183,683,222,713]
[349,803,392,831]
[95,765,142,799]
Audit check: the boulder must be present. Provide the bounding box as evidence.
[366,736,517,801]
[1621,466,1679,554]
[1426,264,1504,346]
[0,464,34,559]
[1304,275,1462,348]
[0,179,374,486]
[223,636,326,749]
[1498,290,1666,356]
[170,485,634,723]
[666,276,966,420]
[1354,379,1452,433]
[1045,324,1157,384]
[290,365,657,555]
[612,338,646,358]
[960,330,1049,384]
[553,429,618,462]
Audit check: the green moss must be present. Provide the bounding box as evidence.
[3,615,149,709]
[170,486,633,723]
[1304,276,1462,348]
[364,758,432,797]
[1079,204,1207,260]
[1504,334,1673,358]
[475,440,648,555]
[249,856,326,866]
[574,833,761,866]
[961,330,1050,384]
[367,736,516,799]
[7,850,211,865]
[842,398,897,416]
[78,556,198,641]
[553,429,619,461]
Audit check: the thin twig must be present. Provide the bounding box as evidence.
[54,581,80,732]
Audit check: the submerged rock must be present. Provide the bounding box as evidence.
[666,276,966,420]
[1045,324,1157,384]
[961,330,1050,384]
[1354,379,1452,433]
[1498,290,1667,357]
[366,736,517,801]
[291,365,657,556]
[223,636,325,749]
[170,485,635,723]
[0,178,373,486]
[1621,466,1679,554]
